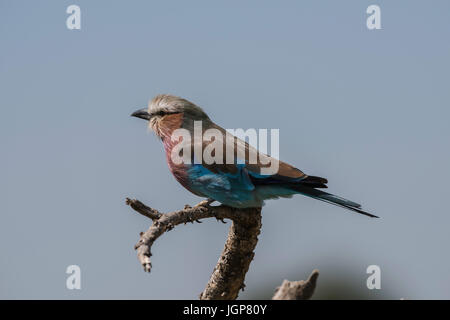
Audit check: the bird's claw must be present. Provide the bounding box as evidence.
[215,217,227,224]
[194,199,214,208]
[166,223,174,231]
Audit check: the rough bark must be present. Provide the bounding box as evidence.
[199,210,261,300]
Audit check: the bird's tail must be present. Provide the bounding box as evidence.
[292,185,378,218]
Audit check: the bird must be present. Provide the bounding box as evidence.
[131,94,377,218]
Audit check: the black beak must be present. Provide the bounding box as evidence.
[131,108,151,121]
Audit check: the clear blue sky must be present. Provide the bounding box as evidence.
[1,0,450,299]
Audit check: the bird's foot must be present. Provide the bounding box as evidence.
[194,198,215,208]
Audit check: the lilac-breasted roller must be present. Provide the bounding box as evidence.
[132,94,377,218]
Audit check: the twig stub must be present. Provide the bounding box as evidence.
[272,269,319,300]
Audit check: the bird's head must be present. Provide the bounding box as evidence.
[131,94,210,137]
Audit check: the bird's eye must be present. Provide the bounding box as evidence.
[153,110,165,117]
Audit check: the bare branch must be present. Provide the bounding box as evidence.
[126,198,162,221]
[272,269,319,300]
[126,198,262,299]
[126,198,319,300]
